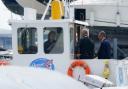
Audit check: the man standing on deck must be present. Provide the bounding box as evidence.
[79,29,94,59]
[97,31,111,59]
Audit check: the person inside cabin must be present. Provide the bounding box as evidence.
[44,31,56,53]
[79,28,95,59]
[97,31,111,59]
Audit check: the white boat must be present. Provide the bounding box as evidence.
[2,0,128,59]
[1,0,128,89]
[0,66,89,89]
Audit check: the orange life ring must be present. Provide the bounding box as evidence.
[67,60,91,77]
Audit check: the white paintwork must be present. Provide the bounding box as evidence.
[24,8,37,20]
[101,86,128,89]
[116,61,128,86]
[0,66,126,89]
[0,66,89,89]
[9,1,128,86]
[10,0,128,27]
[89,12,95,26]
[10,19,72,74]
[0,51,12,55]
[71,0,128,6]
[9,19,128,86]
[79,75,114,88]
[70,0,128,27]
[94,86,128,89]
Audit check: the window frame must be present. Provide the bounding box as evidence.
[43,27,64,54]
[17,27,38,54]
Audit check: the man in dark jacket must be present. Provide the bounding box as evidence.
[44,31,56,53]
[79,29,94,59]
[97,31,111,59]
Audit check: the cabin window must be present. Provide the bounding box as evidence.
[17,27,38,54]
[43,27,64,54]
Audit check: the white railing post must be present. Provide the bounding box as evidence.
[41,0,52,20]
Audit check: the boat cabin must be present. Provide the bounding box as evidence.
[10,19,88,72]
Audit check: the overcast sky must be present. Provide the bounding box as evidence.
[0,0,21,30]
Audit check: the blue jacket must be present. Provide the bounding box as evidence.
[98,39,111,59]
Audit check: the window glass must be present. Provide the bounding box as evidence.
[17,27,37,54]
[43,27,64,54]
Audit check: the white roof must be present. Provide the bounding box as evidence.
[70,0,128,6]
